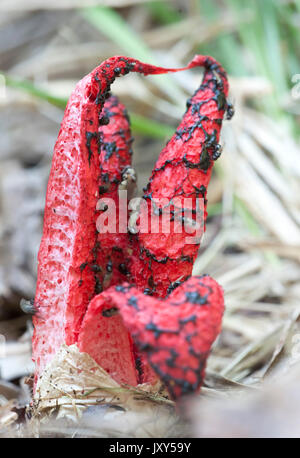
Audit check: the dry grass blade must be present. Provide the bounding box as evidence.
[240,239,300,263]
[220,324,284,380]
[204,370,257,392]
[142,14,240,48]
[243,109,300,177]
[259,308,300,378]
[235,159,300,245]
[192,229,229,275]
[216,257,262,287]
[237,132,294,204]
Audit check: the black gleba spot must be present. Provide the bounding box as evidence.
[185,291,208,305]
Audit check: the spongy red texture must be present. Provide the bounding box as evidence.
[85,275,224,399]
[32,73,100,378]
[77,293,137,386]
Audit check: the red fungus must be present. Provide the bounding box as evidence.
[33,55,232,398]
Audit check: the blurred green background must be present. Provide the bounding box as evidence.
[2,0,300,138]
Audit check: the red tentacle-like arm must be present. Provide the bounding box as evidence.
[129,56,231,297]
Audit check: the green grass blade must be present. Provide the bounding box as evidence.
[3,73,174,139]
[146,1,181,24]
[234,196,261,236]
[81,6,152,63]
[234,196,279,265]
[196,0,246,76]
[5,75,68,109]
[80,6,184,106]
[207,202,222,218]
[225,0,283,118]
[258,0,288,95]
[130,112,173,139]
